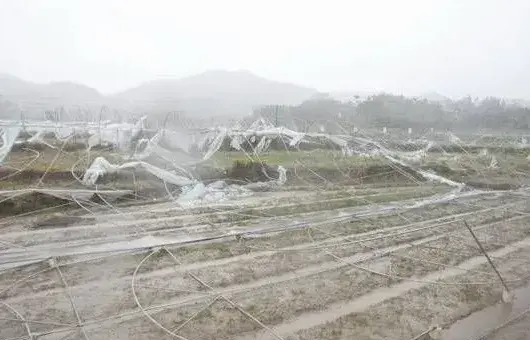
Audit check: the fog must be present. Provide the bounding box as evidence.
[1,0,529,98]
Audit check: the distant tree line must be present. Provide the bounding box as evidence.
[2,91,529,132]
[252,94,530,131]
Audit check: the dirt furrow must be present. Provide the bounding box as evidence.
[243,237,530,340]
[4,213,527,340]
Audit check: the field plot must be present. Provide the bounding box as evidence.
[2,184,530,340]
[1,121,530,340]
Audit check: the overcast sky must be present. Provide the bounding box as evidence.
[1,0,529,98]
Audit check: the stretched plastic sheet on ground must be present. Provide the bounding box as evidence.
[176,165,287,207]
[82,156,195,186]
[176,181,250,207]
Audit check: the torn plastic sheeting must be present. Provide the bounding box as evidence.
[479,148,489,157]
[26,128,58,150]
[289,132,305,147]
[356,136,465,189]
[418,169,464,188]
[82,156,195,186]
[0,126,21,163]
[254,136,271,154]
[196,131,214,152]
[178,182,207,203]
[25,125,74,143]
[230,134,244,151]
[27,128,45,143]
[448,132,462,144]
[326,135,352,155]
[177,165,287,207]
[161,129,195,153]
[132,143,198,182]
[55,126,75,140]
[194,122,346,159]
[87,127,131,150]
[87,117,146,150]
[394,144,431,163]
[382,152,463,188]
[240,165,288,191]
[132,131,163,160]
[131,132,201,170]
[131,116,147,138]
[202,128,227,161]
[237,127,306,148]
[248,118,274,131]
[122,120,462,192]
[238,126,302,139]
[147,144,200,167]
[132,138,150,159]
[489,156,498,169]
[176,181,253,207]
[224,123,304,141]
[277,165,287,185]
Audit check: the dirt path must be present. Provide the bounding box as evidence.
[482,314,530,340]
[442,282,530,340]
[239,237,530,340]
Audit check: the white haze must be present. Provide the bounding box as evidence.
[0,0,529,99]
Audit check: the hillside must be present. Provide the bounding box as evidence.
[0,71,317,119]
[113,70,317,116]
[0,74,107,119]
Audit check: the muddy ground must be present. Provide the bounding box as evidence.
[482,314,530,340]
[1,145,530,340]
[1,181,529,340]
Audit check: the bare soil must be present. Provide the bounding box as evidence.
[2,146,530,339]
[1,182,529,340]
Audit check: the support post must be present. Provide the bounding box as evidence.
[463,220,510,297]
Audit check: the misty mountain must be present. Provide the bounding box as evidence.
[113,70,317,116]
[0,70,317,119]
[1,71,529,130]
[0,74,108,119]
